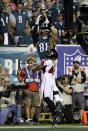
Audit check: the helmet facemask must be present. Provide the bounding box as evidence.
[40,29,50,40]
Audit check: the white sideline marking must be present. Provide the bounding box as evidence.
[0,126,88,128]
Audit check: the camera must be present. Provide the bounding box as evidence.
[0,84,28,98]
[55,76,65,93]
[78,0,88,24]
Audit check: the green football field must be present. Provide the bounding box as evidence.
[0,124,88,131]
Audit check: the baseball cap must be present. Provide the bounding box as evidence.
[32,8,38,12]
[27,56,35,63]
[40,6,46,10]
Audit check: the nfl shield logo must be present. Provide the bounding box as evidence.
[64,49,88,81]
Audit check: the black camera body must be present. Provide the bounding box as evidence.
[0,84,28,98]
[56,77,65,93]
[78,1,88,25]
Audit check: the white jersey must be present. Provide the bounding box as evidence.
[40,59,55,100]
[41,59,55,74]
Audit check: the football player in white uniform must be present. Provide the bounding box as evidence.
[32,49,63,125]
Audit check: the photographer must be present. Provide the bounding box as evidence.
[69,56,86,121]
[55,75,74,124]
[0,78,22,125]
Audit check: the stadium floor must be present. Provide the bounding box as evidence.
[0,124,88,131]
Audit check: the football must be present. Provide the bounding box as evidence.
[39,15,46,23]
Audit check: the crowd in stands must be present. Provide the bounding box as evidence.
[0,0,85,46]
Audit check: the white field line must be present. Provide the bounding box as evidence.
[0,126,88,128]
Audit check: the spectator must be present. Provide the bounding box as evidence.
[52,0,64,15]
[44,0,58,23]
[24,0,33,19]
[0,78,22,125]
[17,56,41,124]
[54,13,64,44]
[18,25,33,47]
[62,30,75,45]
[0,5,9,46]
[33,0,44,8]
[9,0,29,46]
[55,75,74,124]
[4,4,12,14]
[4,5,16,45]
[35,0,42,15]
[29,8,38,32]
[69,55,86,121]
[1,0,16,11]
